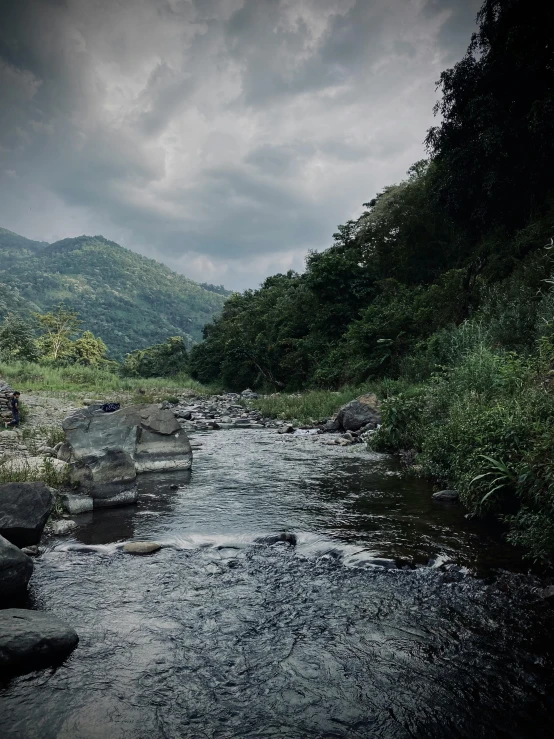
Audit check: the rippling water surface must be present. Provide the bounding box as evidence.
[2,430,554,738]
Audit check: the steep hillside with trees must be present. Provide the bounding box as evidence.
[0,229,229,359]
[190,0,554,562]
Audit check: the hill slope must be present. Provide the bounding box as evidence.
[0,228,229,359]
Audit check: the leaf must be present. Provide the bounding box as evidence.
[480,484,509,504]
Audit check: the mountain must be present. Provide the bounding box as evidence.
[0,227,230,359]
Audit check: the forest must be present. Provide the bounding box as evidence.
[189,0,554,561]
[0,230,228,360]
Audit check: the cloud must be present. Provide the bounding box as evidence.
[0,0,480,289]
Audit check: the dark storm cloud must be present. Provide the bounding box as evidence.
[0,0,481,289]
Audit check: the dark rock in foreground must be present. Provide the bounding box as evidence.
[0,482,55,547]
[0,609,78,674]
[0,535,33,602]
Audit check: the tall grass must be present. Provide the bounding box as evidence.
[0,457,70,487]
[250,379,414,425]
[0,360,217,397]
[250,386,363,425]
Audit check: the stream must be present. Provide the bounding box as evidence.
[1,430,554,738]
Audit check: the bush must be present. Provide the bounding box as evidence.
[370,341,554,562]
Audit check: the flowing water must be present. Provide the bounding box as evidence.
[1,430,554,738]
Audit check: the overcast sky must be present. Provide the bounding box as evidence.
[0,0,481,290]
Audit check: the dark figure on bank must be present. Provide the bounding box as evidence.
[5,391,21,428]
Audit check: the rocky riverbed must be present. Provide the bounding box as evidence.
[170,388,381,445]
[2,426,554,738]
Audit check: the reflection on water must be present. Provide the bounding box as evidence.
[1,430,554,738]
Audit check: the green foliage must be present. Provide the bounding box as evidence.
[73,331,108,366]
[122,336,188,378]
[0,231,227,360]
[426,0,554,242]
[0,312,39,362]
[0,358,210,396]
[35,304,82,361]
[369,340,554,562]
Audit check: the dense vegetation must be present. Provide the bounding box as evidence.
[190,0,554,562]
[0,230,228,359]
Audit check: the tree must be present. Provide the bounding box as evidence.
[122,336,188,377]
[73,331,108,366]
[426,0,554,241]
[0,313,39,362]
[35,305,82,361]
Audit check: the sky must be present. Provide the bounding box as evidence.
[0,0,482,290]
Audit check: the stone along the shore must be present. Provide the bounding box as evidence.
[0,482,54,547]
[61,403,193,509]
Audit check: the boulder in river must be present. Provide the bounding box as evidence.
[332,394,381,432]
[0,609,78,674]
[62,404,192,508]
[0,482,55,547]
[432,490,459,502]
[0,534,34,601]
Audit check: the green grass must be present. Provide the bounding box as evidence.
[249,386,368,425]
[249,379,413,425]
[0,360,219,398]
[0,457,70,488]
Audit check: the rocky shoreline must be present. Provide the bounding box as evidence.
[170,388,381,445]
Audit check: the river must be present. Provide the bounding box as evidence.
[1,430,554,738]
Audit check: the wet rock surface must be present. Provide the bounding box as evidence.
[0,609,78,675]
[0,534,34,601]
[0,482,55,547]
[123,541,162,554]
[62,403,193,507]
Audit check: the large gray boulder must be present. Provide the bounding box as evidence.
[0,534,33,601]
[0,482,55,547]
[332,393,381,432]
[62,404,192,508]
[0,609,78,674]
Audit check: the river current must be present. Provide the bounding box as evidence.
[1,430,554,738]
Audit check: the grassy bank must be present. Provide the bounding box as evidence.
[249,380,412,426]
[368,340,554,563]
[0,360,216,398]
[250,387,367,426]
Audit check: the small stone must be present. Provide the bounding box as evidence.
[123,541,161,554]
[277,425,295,434]
[61,494,94,514]
[21,545,40,557]
[49,519,77,536]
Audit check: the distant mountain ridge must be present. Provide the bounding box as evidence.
[0,227,230,360]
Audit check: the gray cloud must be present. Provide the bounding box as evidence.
[0,0,480,289]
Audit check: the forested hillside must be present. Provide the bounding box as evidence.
[190,0,554,561]
[0,229,228,359]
